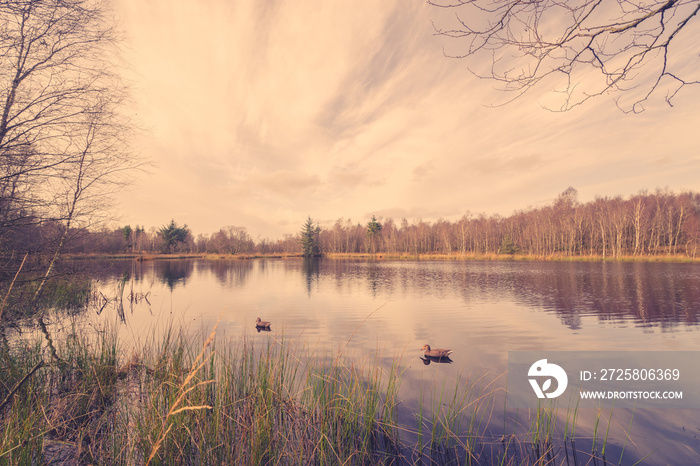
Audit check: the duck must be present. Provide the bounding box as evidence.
[420,344,452,359]
[255,317,271,329]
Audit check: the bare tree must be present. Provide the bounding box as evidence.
[33,98,135,303]
[429,0,700,111]
[0,0,140,300]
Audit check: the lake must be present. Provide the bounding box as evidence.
[75,258,700,464]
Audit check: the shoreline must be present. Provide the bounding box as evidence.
[325,252,700,263]
[63,251,700,263]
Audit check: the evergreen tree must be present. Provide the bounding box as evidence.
[299,216,321,257]
[498,235,520,255]
[158,220,190,253]
[122,225,133,252]
[366,215,383,253]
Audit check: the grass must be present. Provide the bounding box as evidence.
[0,322,641,465]
[0,276,93,322]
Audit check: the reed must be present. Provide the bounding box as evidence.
[0,275,93,323]
[0,324,639,465]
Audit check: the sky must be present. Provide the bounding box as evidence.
[113,0,700,240]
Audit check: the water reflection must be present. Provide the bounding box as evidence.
[205,259,254,287]
[511,261,700,329]
[302,257,320,294]
[65,258,700,464]
[419,356,452,365]
[79,258,700,333]
[158,260,194,290]
[279,259,700,329]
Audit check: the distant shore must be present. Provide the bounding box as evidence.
[65,252,700,263]
[327,252,700,263]
[65,253,304,261]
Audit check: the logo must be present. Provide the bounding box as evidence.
[528,359,568,398]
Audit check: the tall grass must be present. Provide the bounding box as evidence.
[0,275,92,322]
[0,323,639,465]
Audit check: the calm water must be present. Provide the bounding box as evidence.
[78,258,700,464]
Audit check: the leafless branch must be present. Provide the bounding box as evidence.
[429,0,700,110]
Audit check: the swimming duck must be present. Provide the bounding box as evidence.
[255,317,271,329]
[420,344,452,359]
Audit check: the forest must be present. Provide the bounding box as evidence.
[5,187,697,263]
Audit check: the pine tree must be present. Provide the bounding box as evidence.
[299,216,321,256]
[158,220,191,253]
[498,235,520,255]
[122,225,133,252]
[366,215,383,253]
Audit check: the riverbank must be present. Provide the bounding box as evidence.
[64,251,699,263]
[65,252,305,261]
[326,252,700,263]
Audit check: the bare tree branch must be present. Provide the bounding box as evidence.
[429,0,700,111]
[0,0,144,298]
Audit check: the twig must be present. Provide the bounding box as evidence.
[0,252,28,321]
[38,316,61,363]
[0,360,44,411]
[345,303,386,348]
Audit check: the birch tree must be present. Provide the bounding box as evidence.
[0,0,139,301]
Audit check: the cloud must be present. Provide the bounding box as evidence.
[470,154,545,176]
[114,0,700,239]
[247,170,322,198]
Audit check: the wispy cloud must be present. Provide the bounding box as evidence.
[115,0,700,238]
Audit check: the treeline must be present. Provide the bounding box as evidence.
[57,187,700,259]
[60,224,298,256]
[314,188,700,258]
